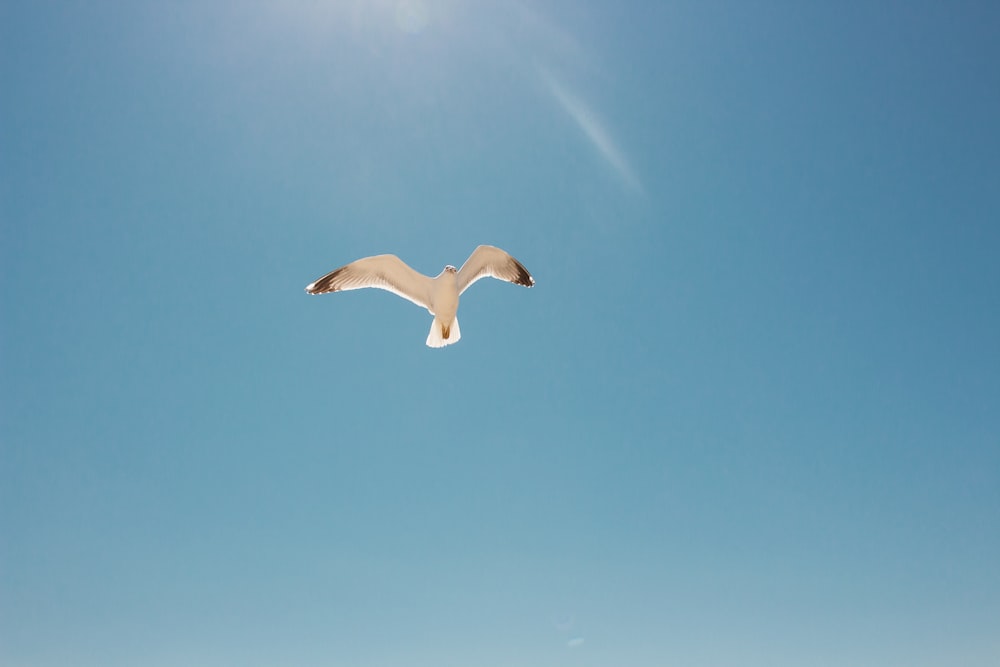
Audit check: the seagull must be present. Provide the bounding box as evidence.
[305,245,535,347]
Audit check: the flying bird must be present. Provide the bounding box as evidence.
[305,245,535,347]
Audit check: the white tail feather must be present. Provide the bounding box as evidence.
[425,317,461,348]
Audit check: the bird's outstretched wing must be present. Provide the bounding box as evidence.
[305,254,433,309]
[456,245,535,295]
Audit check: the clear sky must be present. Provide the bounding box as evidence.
[2,2,999,666]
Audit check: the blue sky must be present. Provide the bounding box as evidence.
[2,2,999,665]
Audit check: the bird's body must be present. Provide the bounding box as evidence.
[305,245,534,347]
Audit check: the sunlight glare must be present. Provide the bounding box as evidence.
[395,0,429,34]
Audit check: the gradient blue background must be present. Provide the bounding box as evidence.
[3,2,999,665]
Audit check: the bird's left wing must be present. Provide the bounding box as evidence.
[305,254,433,309]
[456,245,535,295]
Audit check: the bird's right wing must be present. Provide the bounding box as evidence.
[305,254,433,309]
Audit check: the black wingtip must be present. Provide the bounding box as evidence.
[305,266,347,295]
[514,260,535,287]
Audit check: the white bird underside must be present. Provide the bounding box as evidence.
[305,245,534,347]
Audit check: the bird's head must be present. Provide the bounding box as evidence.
[444,265,457,274]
